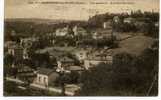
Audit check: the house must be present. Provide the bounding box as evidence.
[92,32,100,40]
[72,26,87,36]
[17,66,36,81]
[134,21,149,33]
[67,65,84,73]
[35,47,70,68]
[133,18,150,29]
[55,26,69,37]
[84,50,113,69]
[123,17,136,24]
[65,84,81,95]
[113,16,120,24]
[4,41,17,49]
[57,56,75,72]
[103,20,112,29]
[92,29,112,40]
[23,48,30,59]
[4,41,17,54]
[72,49,87,62]
[7,42,30,60]
[20,37,39,48]
[7,44,24,60]
[154,22,159,28]
[34,68,59,87]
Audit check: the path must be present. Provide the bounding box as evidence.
[5,77,74,96]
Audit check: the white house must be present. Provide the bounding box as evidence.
[55,26,69,37]
[92,32,99,40]
[84,56,113,70]
[123,17,136,24]
[34,68,59,87]
[72,26,87,36]
[113,16,120,24]
[73,49,87,62]
[154,22,159,28]
[84,51,113,69]
[103,20,112,29]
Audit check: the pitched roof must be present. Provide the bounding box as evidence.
[17,66,35,77]
[37,68,54,75]
[59,56,74,62]
[8,44,23,49]
[4,41,17,47]
[68,66,84,71]
[18,66,34,72]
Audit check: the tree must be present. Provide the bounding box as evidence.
[4,54,14,66]
[4,54,15,77]
[79,63,114,96]
[138,48,158,96]
[69,71,80,83]
[57,72,71,96]
[78,51,158,96]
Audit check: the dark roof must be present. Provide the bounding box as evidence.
[18,66,34,73]
[37,68,54,75]
[8,44,23,49]
[92,28,112,34]
[4,41,17,47]
[59,56,74,62]
[17,66,36,77]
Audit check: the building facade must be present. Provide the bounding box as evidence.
[34,68,59,87]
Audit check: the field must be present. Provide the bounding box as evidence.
[113,35,155,56]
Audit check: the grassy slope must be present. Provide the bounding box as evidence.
[113,35,155,56]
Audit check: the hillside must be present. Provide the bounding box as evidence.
[112,35,155,56]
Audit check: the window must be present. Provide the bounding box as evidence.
[44,77,46,83]
[38,76,41,82]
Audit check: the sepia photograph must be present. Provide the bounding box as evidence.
[3,0,159,96]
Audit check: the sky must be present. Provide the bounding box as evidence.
[5,0,160,20]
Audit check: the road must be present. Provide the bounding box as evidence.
[5,77,74,96]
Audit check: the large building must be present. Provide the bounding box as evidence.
[84,50,113,69]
